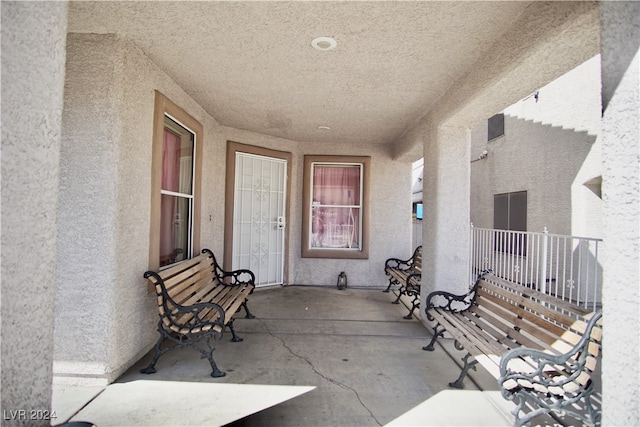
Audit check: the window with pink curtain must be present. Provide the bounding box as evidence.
[159,118,194,267]
[310,164,362,249]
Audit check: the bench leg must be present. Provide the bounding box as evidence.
[383,278,396,293]
[449,353,477,389]
[391,289,404,304]
[189,334,226,378]
[403,294,420,319]
[242,299,255,319]
[403,301,415,318]
[139,333,165,375]
[201,336,226,378]
[227,319,243,342]
[422,324,444,351]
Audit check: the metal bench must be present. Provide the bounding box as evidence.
[423,271,603,426]
[383,246,422,319]
[140,248,255,378]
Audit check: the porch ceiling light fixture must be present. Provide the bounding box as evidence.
[317,125,331,131]
[311,36,337,51]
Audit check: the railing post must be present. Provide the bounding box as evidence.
[469,223,474,285]
[540,227,549,295]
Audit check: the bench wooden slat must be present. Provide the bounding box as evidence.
[163,260,213,294]
[158,253,210,281]
[484,274,591,317]
[222,287,253,324]
[477,280,573,327]
[171,276,216,307]
[477,280,591,352]
[212,284,243,306]
[478,290,584,356]
[466,305,539,352]
[442,310,509,357]
[476,304,580,361]
[477,282,583,336]
[429,309,493,358]
[179,277,218,306]
[474,290,569,349]
[477,288,566,338]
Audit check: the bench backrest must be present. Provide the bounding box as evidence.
[411,246,422,272]
[474,273,602,368]
[144,251,218,323]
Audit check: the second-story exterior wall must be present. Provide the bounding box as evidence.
[470,55,602,239]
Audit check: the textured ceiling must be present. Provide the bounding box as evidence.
[68,1,531,146]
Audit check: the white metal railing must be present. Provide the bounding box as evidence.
[470,225,602,311]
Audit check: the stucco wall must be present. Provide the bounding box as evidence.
[55,33,413,385]
[503,56,602,137]
[470,117,599,236]
[223,130,413,289]
[1,1,68,422]
[599,2,640,425]
[470,55,602,238]
[55,33,227,384]
[292,143,411,288]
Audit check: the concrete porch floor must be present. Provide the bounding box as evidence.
[54,285,518,426]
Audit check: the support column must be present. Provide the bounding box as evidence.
[54,34,121,386]
[1,2,69,423]
[421,122,472,303]
[599,3,640,425]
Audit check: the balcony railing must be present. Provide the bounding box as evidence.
[470,225,602,311]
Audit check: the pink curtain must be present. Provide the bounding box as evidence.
[160,129,181,265]
[311,165,360,248]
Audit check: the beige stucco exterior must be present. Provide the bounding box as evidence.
[470,55,603,238]
[2,2,638,426]
[1,1,69,417]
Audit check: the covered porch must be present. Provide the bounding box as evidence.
[53,285,529,426]
[2,2,638,427]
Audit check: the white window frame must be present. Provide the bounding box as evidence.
[159,114,196,268]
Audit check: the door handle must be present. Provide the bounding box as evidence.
[277,216,286,230]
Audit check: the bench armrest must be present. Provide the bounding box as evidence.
[216,266,256,287]
[498,310,603,399]
[385,257,413,271]
[424,289,475,320]
[424,270,492,320]
[384,246,422,273]
[202,249,256,290]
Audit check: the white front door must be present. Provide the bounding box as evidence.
[232,152,287,287]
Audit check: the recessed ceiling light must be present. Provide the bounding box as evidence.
[317,125,331,131]
[311,36,337,51]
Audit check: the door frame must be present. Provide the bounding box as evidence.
[224,141,292,285]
